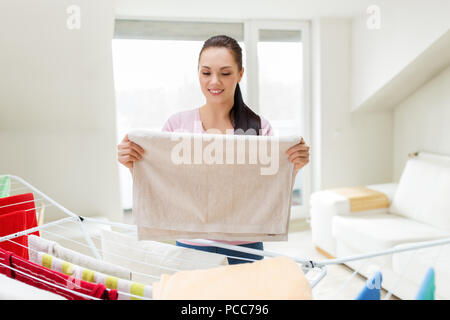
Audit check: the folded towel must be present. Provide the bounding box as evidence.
[28,235,132,280]
[152,256,312,300]
[101,230,228,285]
[330,187,390,212]
[128,130,297,241]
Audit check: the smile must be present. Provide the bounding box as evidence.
[208,89,224,95]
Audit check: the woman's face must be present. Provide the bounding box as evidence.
[198,47,244,106]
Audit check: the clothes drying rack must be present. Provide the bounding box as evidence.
[1,174,450,300]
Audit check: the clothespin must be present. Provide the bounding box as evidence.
[416,268,435,300]
[355,271,382,300]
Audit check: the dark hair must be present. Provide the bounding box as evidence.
[198,35,261,135]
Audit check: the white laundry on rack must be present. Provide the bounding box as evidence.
[0,273,67,300]
[128,130,297,241]
[100,230,228,285]
[28,235,132,280]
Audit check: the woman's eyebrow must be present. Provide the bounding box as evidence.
[201,66,233,69]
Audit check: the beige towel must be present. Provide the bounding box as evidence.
[152,256,312,300]
[331,187,390,212]
[128,130,298,241]
[137,227,288,241]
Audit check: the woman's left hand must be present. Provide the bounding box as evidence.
[286,138,310,174]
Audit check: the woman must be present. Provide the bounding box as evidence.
[117,35,310,264]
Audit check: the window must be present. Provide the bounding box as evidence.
[112,19,310,218]
[256,28,305,207]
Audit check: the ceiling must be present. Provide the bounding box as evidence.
[114,0,381,20]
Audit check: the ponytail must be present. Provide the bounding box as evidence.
[232,83,261,135]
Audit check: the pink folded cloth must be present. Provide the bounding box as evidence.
[152,256,312,300]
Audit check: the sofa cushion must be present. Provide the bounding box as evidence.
[332,213,450,253]
[365,183,398,203]
[389,159,450,232]
[329,187,390,213]
[392,241,450,299]
[310,190,390,216]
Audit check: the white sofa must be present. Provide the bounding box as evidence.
[310,155,450,300]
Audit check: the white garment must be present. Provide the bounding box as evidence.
[128,130,297,241]
[100,230,228,285]
[0,273,67,300]
[28,235,132,280]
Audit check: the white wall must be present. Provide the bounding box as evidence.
[0,0,122,222]
[313,18,393,189]
[393,66,450,180]
[351,0,450,110]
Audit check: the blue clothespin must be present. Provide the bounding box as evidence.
[356,271,382,300]
[416,268,435,300]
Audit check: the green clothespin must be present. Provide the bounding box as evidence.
[0,175,11,198]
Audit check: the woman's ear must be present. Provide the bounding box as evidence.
[238,67,244,83]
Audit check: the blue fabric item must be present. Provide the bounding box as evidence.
[356,271,383,300]
[416,268,435,300]
[175,241,264,265]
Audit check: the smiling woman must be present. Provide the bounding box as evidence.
[116,33,310,265]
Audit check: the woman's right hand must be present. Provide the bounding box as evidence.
[117,134,145,170]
